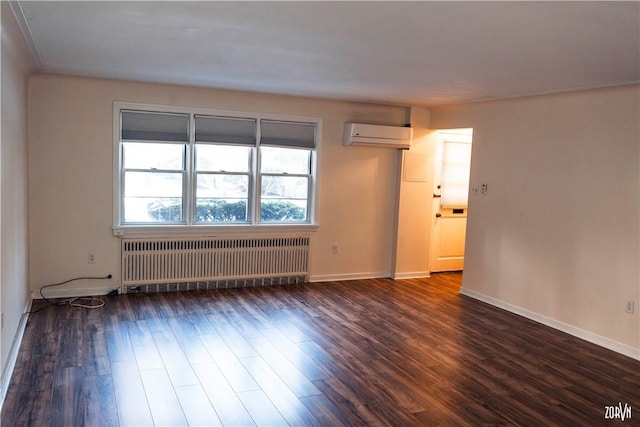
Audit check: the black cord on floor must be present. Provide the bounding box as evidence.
[28,274,113,314]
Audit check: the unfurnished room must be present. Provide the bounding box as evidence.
[1,1,639,426]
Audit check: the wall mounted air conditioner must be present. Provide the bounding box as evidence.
[343,123,413,149]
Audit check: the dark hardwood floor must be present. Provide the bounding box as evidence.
[2,272,639,426]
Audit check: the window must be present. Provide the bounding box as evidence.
[194,115,255,223]
[121,111,189,223]
[440,138,472,208]
[259,120,315,223]
[115,105,318,229]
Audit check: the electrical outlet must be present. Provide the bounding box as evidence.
[331,244,339,255]
[472,183,488,196]
[88,252,96,264]
[625,300,635,314]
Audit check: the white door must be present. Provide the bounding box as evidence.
[430,129,473,272]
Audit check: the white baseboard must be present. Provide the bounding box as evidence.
[33,285,118,299]
[460,287,640,361]
[311,271,430,282]
[391,271,431,280]
[0,298,32,411]
[310,271,391,282]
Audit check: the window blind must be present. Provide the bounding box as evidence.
[195,115,256,145]
[260,120,316,149]
[121,111,189,142]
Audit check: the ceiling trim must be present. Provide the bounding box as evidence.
[8,0,44,71]
[458,81,640,109]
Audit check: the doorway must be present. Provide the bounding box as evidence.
[430,128,473,272]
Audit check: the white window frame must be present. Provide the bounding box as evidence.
[112,102,320,236]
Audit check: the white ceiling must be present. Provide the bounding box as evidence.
[13,1,640,107]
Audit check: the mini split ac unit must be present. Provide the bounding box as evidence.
[343,123,413,149]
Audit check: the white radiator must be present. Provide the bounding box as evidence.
[121,236,310,293]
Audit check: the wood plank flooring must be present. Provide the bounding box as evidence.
[3,273,639,426]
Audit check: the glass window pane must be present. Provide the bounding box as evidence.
[196,145,250,172]
[261,176,308,199]
[260,199,307,222]
[260,147,310,174]
[195,199,248,223]
[123,143,184,170]
[441,141,472,208]
[196,174,248,198]
[123,171,183,222]
[124,171,183,197]
[195,174,249,223]
[124,197,182,223]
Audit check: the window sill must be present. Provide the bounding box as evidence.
[111,223,319,238]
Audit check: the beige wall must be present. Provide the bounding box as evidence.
[28,74,412,294]
[1,2,37,379]
[431,85,640,357]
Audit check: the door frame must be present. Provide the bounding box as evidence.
[429,128,473,273]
